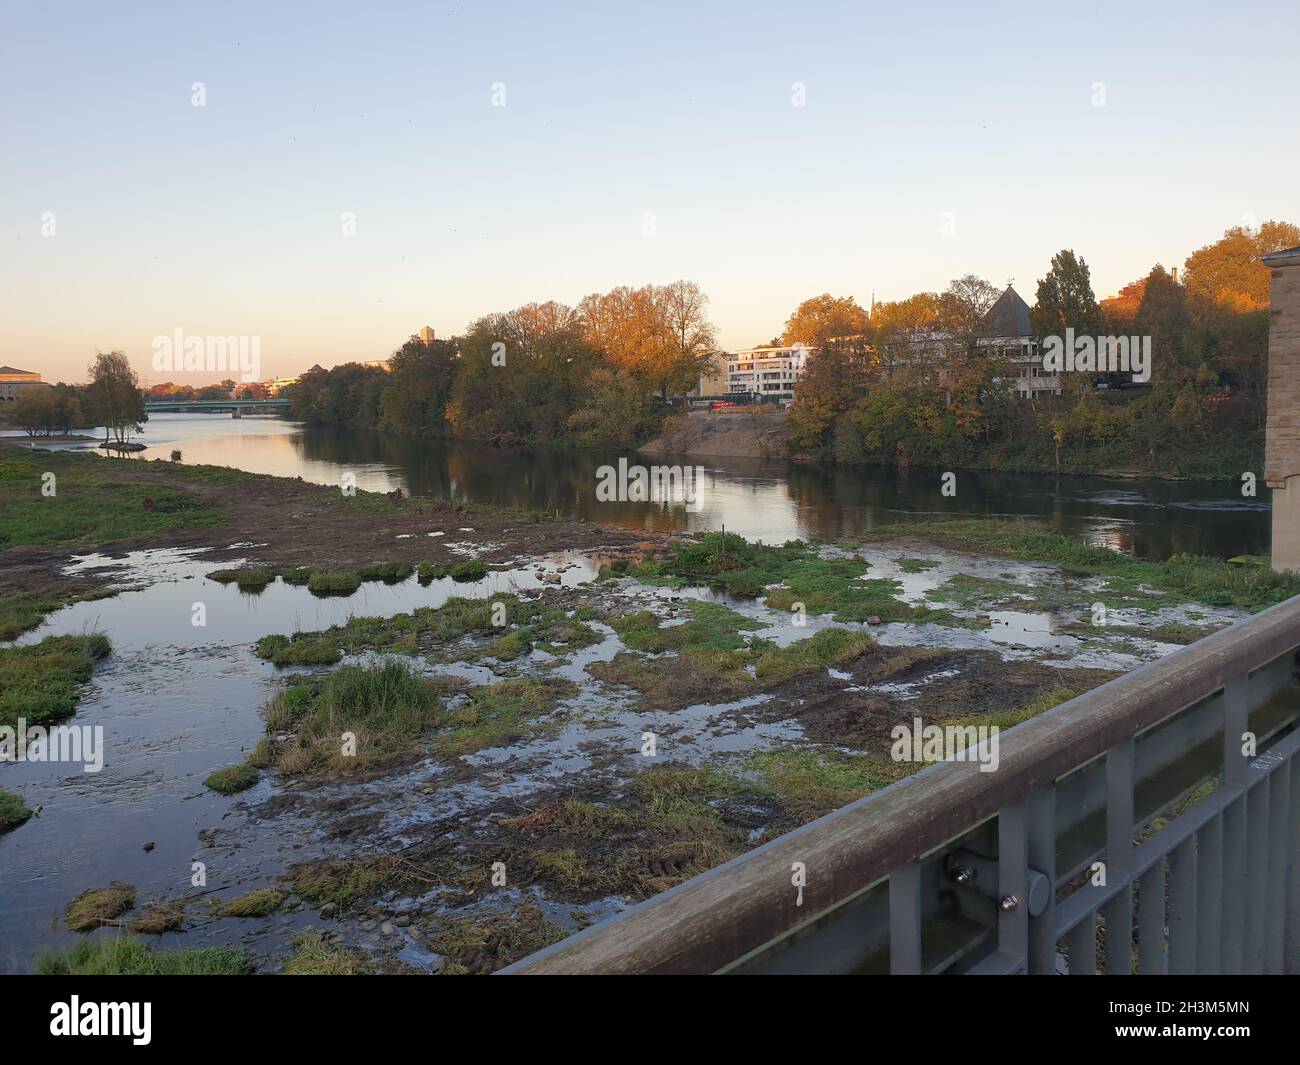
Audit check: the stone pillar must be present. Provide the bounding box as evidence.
[1264,246,1300,572]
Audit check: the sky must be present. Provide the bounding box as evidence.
[2,0,1298,386]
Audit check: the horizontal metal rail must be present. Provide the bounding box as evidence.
[503,594,1300,974]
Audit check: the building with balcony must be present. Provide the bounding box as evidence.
[722,345,812,403]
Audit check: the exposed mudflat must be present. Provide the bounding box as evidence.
[0,523,1248,973]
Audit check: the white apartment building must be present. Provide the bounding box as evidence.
[722,345,812,403]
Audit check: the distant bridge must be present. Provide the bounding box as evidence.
[143,398,291,413]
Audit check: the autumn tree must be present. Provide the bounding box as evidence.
[1182,220,1300,311]
[659,280,718,395]
[1100,277,1148,326]
[780,294,870,346]
[578,281,716,400]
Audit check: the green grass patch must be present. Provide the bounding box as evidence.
[417,561,448,583]
[288,857,421,910]
[206,567,273,591]
[307,570,362,596]
[254,634,343,667]
[611,600,764,654]
[357,561,414,583]
[203,763,260,794]
[266,660,443,776]
[35,936,254,975]
[653,532,812,597]
[865,519,1300,612]
[438,677,577,755]
[254,595,564,662]
[740,748,893,822]
[0,787,34,833]
[0,633,110,728]
[450,559,488,581]
[0,591,63,641]
[754,628,876,683]
[0,451,224,550]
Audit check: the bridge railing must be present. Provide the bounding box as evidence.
[503,594,1300,974]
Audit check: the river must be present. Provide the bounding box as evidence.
[14,412,1269,559]
[0,412,1268,971]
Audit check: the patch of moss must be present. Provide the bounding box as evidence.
[418,561,449,584]
[288,856,422,910]
[740,748,894,823]
[940,687,1078,733]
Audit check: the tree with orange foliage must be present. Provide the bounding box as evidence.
[1182,221,1300,311]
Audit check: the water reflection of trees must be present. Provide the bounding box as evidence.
[290,427,1267,559]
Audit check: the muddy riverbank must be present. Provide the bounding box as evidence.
[7,459,1283,972]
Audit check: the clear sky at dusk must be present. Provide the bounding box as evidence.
[3,0,1298,385]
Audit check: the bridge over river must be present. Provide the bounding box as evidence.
[143,398,291,414]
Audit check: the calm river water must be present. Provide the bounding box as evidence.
[26,412,1266,559]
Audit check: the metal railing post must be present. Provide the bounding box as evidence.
[1103,739,1135,974]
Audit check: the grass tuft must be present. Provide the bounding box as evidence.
[64,882,136,931]
[204,763,260,794]
[35,936,254,975]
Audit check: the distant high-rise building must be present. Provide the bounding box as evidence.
[418,326,436,346]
